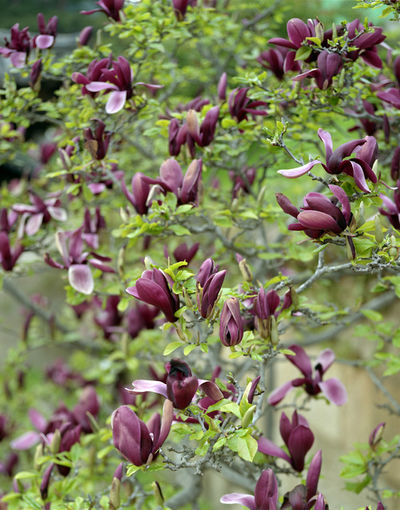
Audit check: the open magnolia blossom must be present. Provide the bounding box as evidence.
[268,345,348,406]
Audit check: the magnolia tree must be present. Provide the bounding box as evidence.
[1,0,400,508]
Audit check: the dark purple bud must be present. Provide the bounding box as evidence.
[122,172,151,215]
[113,462,123,480]
[247,375,261,404]
[369,422,385,450]
[198,269,226,318]
[126,268,180,322]
[219,297,244,346]
[166,359,199,409]
[179,159,202,205]
[276,193,299,218]
[40,463,54,500]
[79,26,93,46]
[199,106,219,146]
[254,469,278,510]
[173,242,199,264]
[391,147,400,181]
[30,59,42,88]
[196,258,218,287]
[218,72,227,100]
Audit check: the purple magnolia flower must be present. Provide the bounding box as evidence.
[80,56,162,114]
[196,257,219,287]
[197,261,226,318]
[377,87,400,109]
[293,50,343,90]
[0,232,23,271]
[0,23,31,68]
[172,0,197,20]
[230,167,256,198]
[276,185,352,239]
[346,19,386,69]
[13,191,67,236]
[44,228,114,294]
[252,287,292,339]
[228,88,268,123]
[172,242,199,264]
[278,129,377,193]
[258,411,315,472]
[219,297,244,346]
[144,158,203,206]
[0,452,19,478]
[257,47,301,79]
[111,400,173,466]
[129,359,223,410]
[33,13,58,50]
[0,208,18,234]
[126,268,180,322]
[81,0,125,22]
[121,172,151,215]
[268,344,347,406]
[72,56,113,96]
[83,119,112,160]
[379,182,400,230]
[82,207,106,250]
[168,106,219,157]
[220,468,278,509]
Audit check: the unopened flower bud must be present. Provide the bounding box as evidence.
[186,109,200,139]
[50,429,61,454]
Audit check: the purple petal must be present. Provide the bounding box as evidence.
[29,409,47,432]
[220,493,256,509]
[329,185,351,224]
[317,128,333,160]
[297,210,342,233]
[287,425,314,471]
[258,437,291,463]
[380,194,397,214]
[286,344,313,377]
[318,378,347,405]
[315,348,335,373]
[306,449,322,500]
[278,160,321,178]
[267,381,295,405]
[25,213,43,236]
[131,380,168,398]
[198,381,224,401]
[35,34,54,49]
[106,90,127,114]
[10,52,26,68]
[11,431,40,450]
[68,264,94,294]
[350,161,371,193]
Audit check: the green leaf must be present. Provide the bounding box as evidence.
[14,471,38,480]
[295,46,312,61]
[163,341,183,356]
[361,310,382,322]
[183,344,197,355]
[126,464,141,476]
[236,434,258,462]
[169,224,191,236]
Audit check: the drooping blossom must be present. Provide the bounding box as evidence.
[258,411,315,472]
[228,88,268,123]
[0,24,31,68]
[278,129,377,193]
[379,182,400,230]
[33,13,58,50]
[268,344,348,406]
[83,119,112,160]
[81,0,125,22]
[220,468,278,509]
[129,359,223,410]
[111,400,173,466]
[44,228,114,294]
[219,297,244,346]
[13,191,67,237]
[126,268,180,322]
[276,185,352,239]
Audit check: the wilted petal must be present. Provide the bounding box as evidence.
[278,160,321,178]
[106,90,127,114]
[318,378,347,405]
[68,264,94,294]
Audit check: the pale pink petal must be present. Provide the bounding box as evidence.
[11,431,40,450]
[315,348,335,373]
[318,378,347,405]
[86,81,118,92]
[106,90,127,114]
[317,128,333,160]
[10,52,26,68]
[278,160,321,178]
[267,381,294,405]
[258,437,291,463]
[220,493,256,509]
[68,264,94,294]
[351,161,370,193]
[48,207,67,222]
[25,213,43,236]
[29,409,47,432]
[131,380,168,398]
[36,34,54,49]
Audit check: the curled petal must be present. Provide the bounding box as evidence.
[350,161,371,193]
[318,128,333,160]
[131,380,168,398]
[278,160,321,178]
[86,81,119,92]
[220,493,256,509]
[318,378,347,405]
[329,185,351,224]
